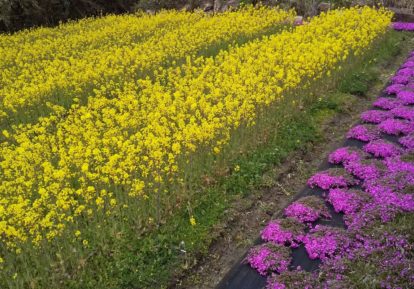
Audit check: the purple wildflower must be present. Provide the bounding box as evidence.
[385,83,405,95]
[327,188,371,215]
[307,168,358,190]
[399,133,414,150]
[391,75,411,85]
[261,218,305,248]
[246,243,291,276]
[303,225,351,261]
[392,22,414,31]
[396,90,414,105]
[328,147,367,165]
[360,110,392,124]
[344,159,386,180]
[284,196,331,223]
[378,118,414,135]
[396,67,414,77]
[363,140,402,158]
[390,106,414,121]
[266,271,316,289]
[346,124,380,142]
[373,97,402,110]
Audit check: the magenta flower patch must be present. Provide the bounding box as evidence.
[396,90,414,105]
[385,83,405,95]
[344,202,401,231]
[385,153,414,175]
[391,74,411,84]
[402,60,414,68]
[346,124,380,142]
[246,243,291,276]
[266,270,316,289]
[303,225,351,261]
[308,168,358,190]
[399,133,414,150]
[392,22,414,31]
[363,140,402,158]
[261,218,305,248]
[360,110,392,124]
[344,159,386,180]
[373,97,402,110]
[378,118,414,135]
[328,147,367,165]
[396,67,414,77]
[327,188,371,215]
[390,106,414,121]
[284,196,331,223]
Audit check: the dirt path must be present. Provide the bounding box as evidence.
[170,35,414,289]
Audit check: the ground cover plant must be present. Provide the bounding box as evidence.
[247,49,414,289]
[0,5,400,289]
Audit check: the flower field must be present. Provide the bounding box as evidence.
[0,5,399,288]
[246,50,414,289]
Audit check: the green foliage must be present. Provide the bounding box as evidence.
[339,30,405,96]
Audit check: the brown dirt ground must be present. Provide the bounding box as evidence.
[169,35,414,289]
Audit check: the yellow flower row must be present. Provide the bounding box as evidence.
[0,7,391,253]
[0,7,294,127]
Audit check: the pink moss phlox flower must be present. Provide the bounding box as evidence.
[328,147,367,165]
[396,67,414,77]
[393,22,414,31]
[266,271,316,289]
[346,124,380,142]
[284,196,331,223]
[385,83,405,95]
[246,243,291,276]
[363,140,402,158]
[360,110,392,124]
[378,118,414,135]
[261,218,305,248]
[327,188,370,215]
[406,81,414,91]
[303,225,351,261]
[363,182,414,212]
[373,97,402,110]
[384,154,414,175]
[399,133,414,149]
[308,168,358,190]
[390,106,414,121]
[402,60,414,68]
[344,159,385,180]
[391,74,411,85]
[396,90,414,105]
[344,202,401,231]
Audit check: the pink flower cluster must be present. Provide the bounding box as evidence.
[373,97,402,110]
[284,196,331,223]
[379,118,414,135]
[344,158,386,180]
[328,147,367,165]
[393,22,414,31]
[346,124,380,142]
[399,132,414,150]
[360,110,391,124]
[363,139,402,158]
[302,225,351,261]
[246,243,291,276]
[326,188,370,215]
[249,51,414,288]
[307,168,358,190]
[261,218,305,248]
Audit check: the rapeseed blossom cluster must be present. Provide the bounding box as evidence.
[0,7,294,126]
[0,7,391,261]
